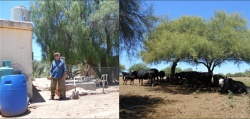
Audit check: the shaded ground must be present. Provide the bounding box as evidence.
[120,77,250,118]
[0,78,119,118]
[120,95,165,118]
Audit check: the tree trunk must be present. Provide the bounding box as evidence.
[101,54,107,67]
[170,60,179,84]
[66,65,73,79]
[207,68,213,74]
[101,25,111,67]
[205,63,213,74]
[87,57,94,67]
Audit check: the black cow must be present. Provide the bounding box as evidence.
[123,75,136,85]
[211,74,226,91]
[183,71,200,88]
[180,71,212,90]
[219,77,247,94]
[166,75,170,83]
[174,72,189,85]
[149,68,159,84]
[173,73,181,85]
[159,71,165,82]
[121,72,130,81]
[131,70,155,87]
[197,72,213,91]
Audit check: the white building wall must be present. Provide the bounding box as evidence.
[0,19,33,99]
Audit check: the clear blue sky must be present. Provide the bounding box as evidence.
[1,1,250,74]
[120,1,250,74]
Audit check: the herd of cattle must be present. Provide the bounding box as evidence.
[122,69,248,94]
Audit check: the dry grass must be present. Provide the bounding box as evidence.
[119,77,250,118]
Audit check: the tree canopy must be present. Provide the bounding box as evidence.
[119,0,157,57]
[30,0,119,67]
[128,63,150,72]
[33,60,49,78]
[226,69,250,77]
[119,63,126,72]
[163,67,182,75]
[163,67,193,75]
[141,11,250,76]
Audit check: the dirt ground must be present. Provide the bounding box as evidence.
[0,78,119,118]
[120,77,250,118]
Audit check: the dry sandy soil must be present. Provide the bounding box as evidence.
[120,77,250,118]
[0,78,119,118]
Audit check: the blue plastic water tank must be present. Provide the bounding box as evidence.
[0,74,27,117]
[0,67,14,79]
[2,60,11,67]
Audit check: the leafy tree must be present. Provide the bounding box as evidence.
[30,0,119,68]
[89,0,119,67]
[163,67,182,75]
[119,0,157,57]
[33,60,49,78]
[217,73,226,77]
[193,11,250,73]
[128,63,150,72]
[119,63,126,72]
[233,72,245,77]
[182,68,193,72]
[244,69,250,77]
[141,16,205,81]
[141,11,250,82]
[226,73,233,77]
[30,1,82,64]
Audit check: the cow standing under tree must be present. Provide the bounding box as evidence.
[121,72,130,81]
[131,70,155,87]
[123,75,136,85]
[149,68,159,85]
[159,71,165,82]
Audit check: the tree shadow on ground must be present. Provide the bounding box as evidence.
[120,95,174,119]
[147,82,249,96]
[147,82,221,95]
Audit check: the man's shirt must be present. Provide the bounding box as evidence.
[50,59,67,79]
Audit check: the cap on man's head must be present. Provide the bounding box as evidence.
[54,52,60,56]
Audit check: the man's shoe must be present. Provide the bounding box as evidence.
[59,97,64,100]
[49,96,54,100]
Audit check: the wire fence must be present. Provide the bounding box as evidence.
[81,67,119,85]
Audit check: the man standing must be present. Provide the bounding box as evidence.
[49,52,67,100]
